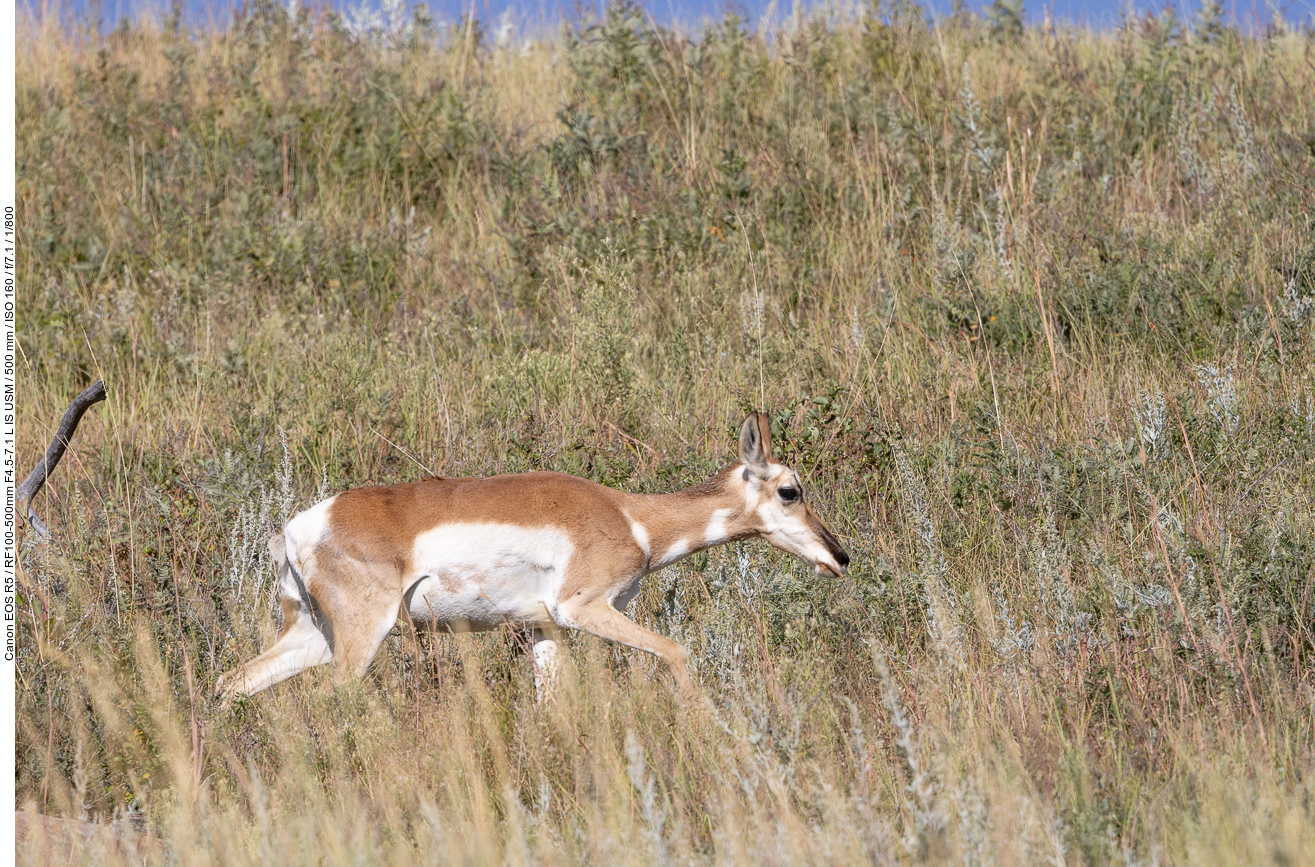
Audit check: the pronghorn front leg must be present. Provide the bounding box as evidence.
[529,624,564,701]
[563,600,694,699]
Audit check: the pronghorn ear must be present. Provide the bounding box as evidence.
[738,413,772,477]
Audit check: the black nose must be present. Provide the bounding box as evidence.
[837,549,850,569]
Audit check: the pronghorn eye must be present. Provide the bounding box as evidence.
[778,486,800,503]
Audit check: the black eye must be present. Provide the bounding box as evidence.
[778,486,800,503]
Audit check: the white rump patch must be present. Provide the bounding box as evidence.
[283,494,337,574]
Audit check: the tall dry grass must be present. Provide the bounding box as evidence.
[14,0,1315,862]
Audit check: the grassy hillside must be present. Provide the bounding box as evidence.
[14,1,1315,862]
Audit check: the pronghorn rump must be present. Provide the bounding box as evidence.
[217,413,850,700]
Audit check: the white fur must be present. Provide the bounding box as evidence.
[284,494,337,575]
[704,508,734,545]
[405,523,575,631]
[531,627,560,700]
[626,515,651,561]
[750,470,840,574]
[658,538,690,567]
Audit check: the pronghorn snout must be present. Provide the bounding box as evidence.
[807,512,850,577]
[815,542,850,577]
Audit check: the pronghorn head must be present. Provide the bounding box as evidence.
[735,413,850,577]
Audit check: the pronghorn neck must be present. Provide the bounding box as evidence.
[621,465,752,571]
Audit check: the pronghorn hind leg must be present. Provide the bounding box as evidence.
[217,610,332,700]
[321,556,411,682]
[329,597,405,682]
[217,535,332,701]
[563,600,695,699]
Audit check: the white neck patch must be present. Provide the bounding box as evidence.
[626,515,651,560]
[704,508,734,545]
[658,538,690,566]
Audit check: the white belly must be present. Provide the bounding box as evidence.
[404,523,574,631]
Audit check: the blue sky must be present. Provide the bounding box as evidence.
[32,0,1315,33]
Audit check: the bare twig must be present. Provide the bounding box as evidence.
[16,380,108,540]
[370,427,436,477]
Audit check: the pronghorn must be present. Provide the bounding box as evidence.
[216,413,849,701]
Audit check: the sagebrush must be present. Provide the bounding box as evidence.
[14,1,1315,863]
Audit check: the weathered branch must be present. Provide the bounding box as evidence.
[16,380,108,540]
